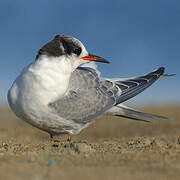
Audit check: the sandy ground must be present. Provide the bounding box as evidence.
[0,105,180,180]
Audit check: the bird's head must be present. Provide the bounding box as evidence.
[36,34,109,70]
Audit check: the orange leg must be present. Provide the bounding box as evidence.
[67,134,72,142]
[50,134,55,143]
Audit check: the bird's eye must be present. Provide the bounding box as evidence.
[73,47,82,56]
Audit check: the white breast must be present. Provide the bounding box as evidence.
[8,56,73,122]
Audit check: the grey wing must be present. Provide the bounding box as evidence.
[103,67,173,122]
[115,67,165,104]
[48,67,117,124]
[104,67,166,105]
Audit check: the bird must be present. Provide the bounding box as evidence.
[8,34,174,142]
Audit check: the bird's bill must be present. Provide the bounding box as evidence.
[81,54,110,63]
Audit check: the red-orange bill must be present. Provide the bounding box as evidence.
[82,54,110,63]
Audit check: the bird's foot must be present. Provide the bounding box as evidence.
[50,134,60,143]
[67,134,72,143]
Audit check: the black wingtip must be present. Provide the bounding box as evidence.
[156,67,165,74]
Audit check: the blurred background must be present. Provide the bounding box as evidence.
[0,0,179,106]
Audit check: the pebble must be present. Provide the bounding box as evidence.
[71,143,95,153]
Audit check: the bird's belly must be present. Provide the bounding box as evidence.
[8,81,86,135]
[7,63,97,135]
[7,72,76,135]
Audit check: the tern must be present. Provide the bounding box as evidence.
[8,34,174,142]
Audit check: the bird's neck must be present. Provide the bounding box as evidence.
[36,55,73,75]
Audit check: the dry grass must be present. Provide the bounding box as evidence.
[0,105,180,180]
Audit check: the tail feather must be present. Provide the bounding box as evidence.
[159,73,176,79]
[106,104,170,123]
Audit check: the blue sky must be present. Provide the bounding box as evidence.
[0,0,179,105]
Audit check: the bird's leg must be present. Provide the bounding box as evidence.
[49,134,59,147]
[49,133,60,143]
[67,134,72,142]
[50,133,55,143]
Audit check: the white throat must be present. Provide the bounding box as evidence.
[37,55,73,74]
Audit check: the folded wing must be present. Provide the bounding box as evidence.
[106,67,166,104]
[48,67,117,124]
[49,66,173,124]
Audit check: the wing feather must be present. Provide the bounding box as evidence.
[114,67,165,104]
[48,66,173,124]
[48,67,116,124]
